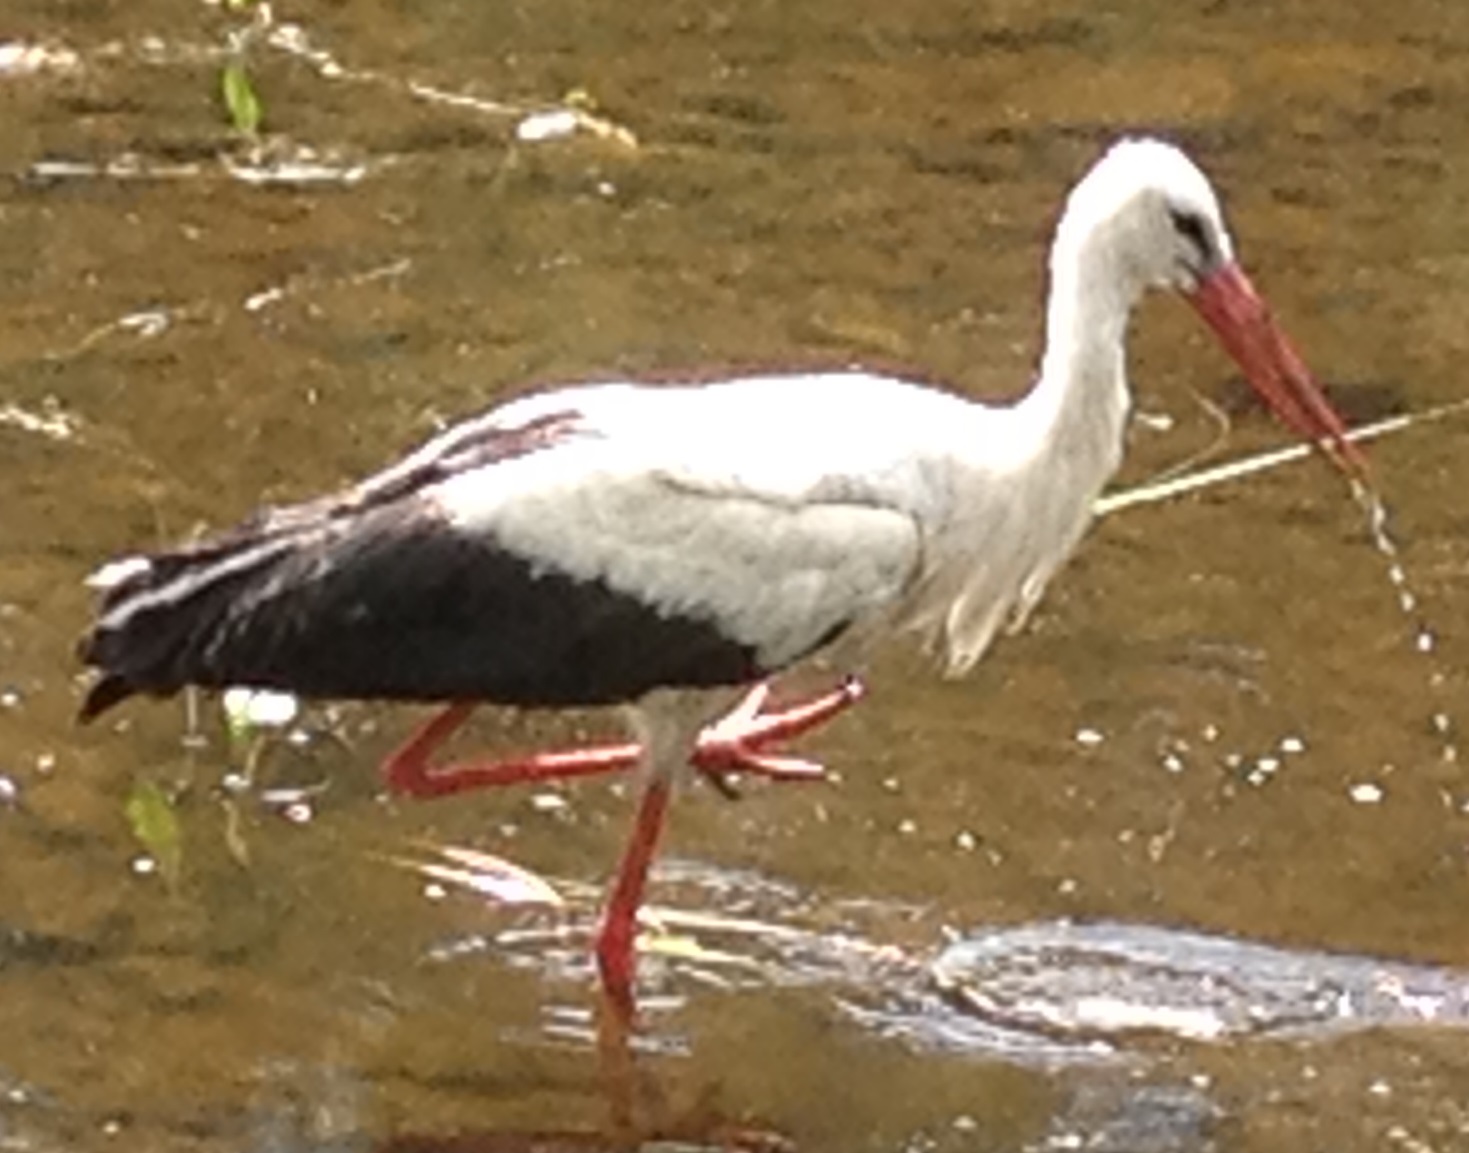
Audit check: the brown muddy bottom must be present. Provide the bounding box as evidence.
[3,0,1469,1151]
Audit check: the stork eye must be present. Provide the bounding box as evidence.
[1168,208,1211,261]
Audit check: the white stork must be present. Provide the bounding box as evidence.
[78,138,1364,1021]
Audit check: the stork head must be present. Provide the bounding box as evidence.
[1054,137,1366,479]
[1055,137,1236,297]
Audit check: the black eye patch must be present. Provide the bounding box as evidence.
[1168,208,1212,263]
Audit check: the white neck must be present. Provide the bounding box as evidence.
[926,138,1228,673]
[1020,221,1141,487]
[927,224,1150,675]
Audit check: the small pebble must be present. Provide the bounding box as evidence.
[1349,783,1384,805]
[282,801,314,824]
[220,771,250,795]
[897,818,917,835]
[954,830,977,852]
[130,855,157,876]
[1161,752,1185,774]
[222,686,299,729]
[529,792,569,813]
[0,42,80,77]
[1074,727,1104,747]
[1279,735,1306,755]
[516,109,579,142]
[1245,758,1277,787]
[0,775,17,806]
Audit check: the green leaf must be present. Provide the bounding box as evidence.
[221,62,263,137]
[124,781,183,891]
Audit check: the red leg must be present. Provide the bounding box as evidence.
[381,677,867,800]
[596,775,672,1022]
[384,682,865,1023]
[382,702,643,798]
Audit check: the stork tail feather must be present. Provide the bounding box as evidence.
[76,532,302,721]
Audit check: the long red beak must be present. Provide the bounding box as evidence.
[1188,263,1368,481]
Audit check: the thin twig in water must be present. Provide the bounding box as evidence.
[1096,398,1469,516]
[1146,389,1236,485]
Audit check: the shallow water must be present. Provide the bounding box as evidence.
[2,1,1468,1151]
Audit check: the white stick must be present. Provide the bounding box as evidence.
[1096,398,1469,517]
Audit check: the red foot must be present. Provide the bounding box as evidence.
[691,677,864,783]
[381,677,865,800]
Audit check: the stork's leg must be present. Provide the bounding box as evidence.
[596,774,672,1023]
[381,677,866,799]
[382,702,642,797]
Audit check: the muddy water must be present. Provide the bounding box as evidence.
[2,0,1468,1150]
